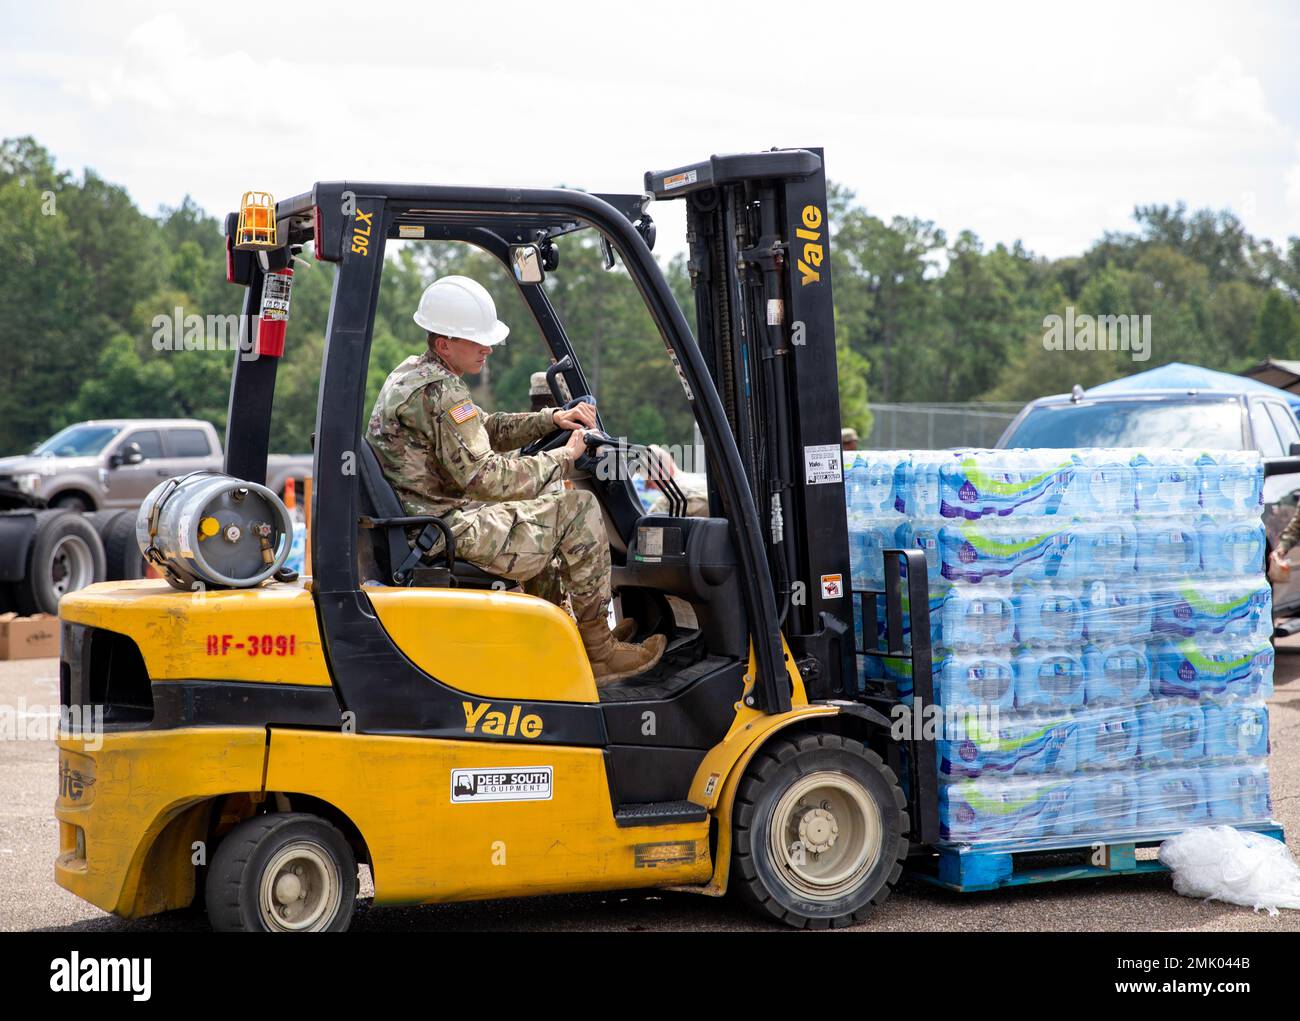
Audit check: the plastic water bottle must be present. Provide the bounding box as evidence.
[1072,771,1140,837]
[1198,518,1266,577]
[1014,651,1087,710]
[1202,701,1269,761]
[1133,451,1198,515]
[939,776,1075,842]
[938,520,1067,584]
[937,710,1080,779]
[1083,644,1151,705]
[940,451,1073,520]
[1199,451,1264,515]
[936,653,1015,711]
[1058,520,1137,578]
[862,452,900,515]
[844,451,868,519]
[1137,701,1206,766]
[1203,763,1271,823]
[1080,580,1154,644]
[1063,452,1136,517]
[898,520,944,584]
[1015,582,1084,646]
[1136,767,1210,829]
[1150,638,1274,701]
[849,517,902,591]
[1135,520,1200,577]
[1151,579,1272,640]
[903,453,950,517]
[939,585,1016,647]
[1076,707,1140,770]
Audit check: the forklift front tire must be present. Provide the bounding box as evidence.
[206,814,358,932]
[731,733,908,929]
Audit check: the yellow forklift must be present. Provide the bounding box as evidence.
[54,148,939,930]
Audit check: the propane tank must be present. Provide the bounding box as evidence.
[137,471,294,590]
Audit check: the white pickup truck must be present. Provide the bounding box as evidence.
[0,418,311,615]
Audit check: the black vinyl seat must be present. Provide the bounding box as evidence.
[357,440,508,590]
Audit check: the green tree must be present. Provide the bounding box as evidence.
[1250,290,1300,363]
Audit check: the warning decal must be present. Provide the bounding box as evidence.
[260,272,292,322]
[820,574,844,599]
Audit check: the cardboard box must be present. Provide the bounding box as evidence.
[0,613,58,660]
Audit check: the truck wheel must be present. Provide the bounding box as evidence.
[101,510,145,581]
[731,733,908,929]
[85,511,120,535]
[12,510,107,615]
[206,814,357,932]
[50,493,93,513]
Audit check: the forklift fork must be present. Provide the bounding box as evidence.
[852,547,941,847]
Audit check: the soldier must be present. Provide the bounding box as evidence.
[367,275,665,686]
[1270,515,1299,581]
[529,372,551,413]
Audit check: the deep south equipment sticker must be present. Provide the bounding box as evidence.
[451,767,553,803]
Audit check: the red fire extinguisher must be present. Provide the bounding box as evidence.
[256,266,294,358]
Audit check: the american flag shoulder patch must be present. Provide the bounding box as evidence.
[447,398,478,424]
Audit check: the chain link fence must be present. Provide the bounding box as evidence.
[863,402,1026,450]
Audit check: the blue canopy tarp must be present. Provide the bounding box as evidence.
[1088,361,1300,411]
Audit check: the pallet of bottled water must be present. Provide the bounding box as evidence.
[845,447,1275,851]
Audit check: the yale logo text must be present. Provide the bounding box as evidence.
[463,701,544,739]
[796,205,824,286]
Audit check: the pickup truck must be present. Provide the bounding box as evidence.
[0,419,310,616]
[0,418,310,512]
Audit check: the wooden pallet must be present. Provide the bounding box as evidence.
[908,823,1286,893]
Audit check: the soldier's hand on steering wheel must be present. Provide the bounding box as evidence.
[563,426,589,462]
[554,402,597,431]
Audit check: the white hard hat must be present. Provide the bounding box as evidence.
[413,275,510,346]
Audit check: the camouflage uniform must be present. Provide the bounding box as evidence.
[366,350,612,623]
[1278,509,1300,555]
[647,474,710,518]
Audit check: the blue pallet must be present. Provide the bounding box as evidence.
[909,822,1286,893]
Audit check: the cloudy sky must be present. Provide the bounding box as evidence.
[4,1,1299,260]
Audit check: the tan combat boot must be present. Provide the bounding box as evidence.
[611,618,637,643]
[578,620,667,687]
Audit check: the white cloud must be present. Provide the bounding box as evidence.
[2,2,1298,257]
[1182,56,1281,130]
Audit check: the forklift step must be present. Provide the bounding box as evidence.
[908,822,1285,893]
[614,801,708,827]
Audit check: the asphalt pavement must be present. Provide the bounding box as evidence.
[2,640,1298,933]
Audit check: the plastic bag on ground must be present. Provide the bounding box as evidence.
[1159,825,1300,916]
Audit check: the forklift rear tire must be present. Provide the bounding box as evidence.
[206,814,357,932]
[731,733,908,929]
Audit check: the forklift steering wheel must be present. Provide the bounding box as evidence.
[519,395,597,457]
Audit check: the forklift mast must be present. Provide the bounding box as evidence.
[647,149,855,698]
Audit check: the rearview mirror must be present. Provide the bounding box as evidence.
[1290,442,1300,457]
[511,244,545,285]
